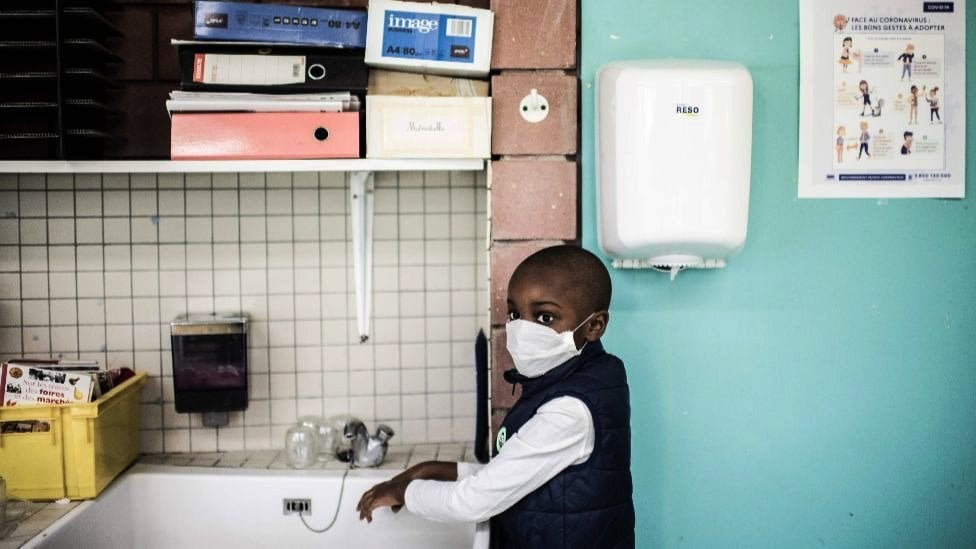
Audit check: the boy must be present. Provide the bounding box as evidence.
[357,245,635,548]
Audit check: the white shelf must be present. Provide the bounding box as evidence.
[0,158,484,174]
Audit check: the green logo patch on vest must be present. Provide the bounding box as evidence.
[495,426,507,453]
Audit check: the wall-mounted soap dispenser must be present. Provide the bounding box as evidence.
[596,59,753,280]
[170,313,248,428]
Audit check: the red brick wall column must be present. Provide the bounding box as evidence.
[487,0,580,446]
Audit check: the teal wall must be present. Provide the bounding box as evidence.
[580,2,976,547]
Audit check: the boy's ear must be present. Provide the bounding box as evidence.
[583,310,610,342]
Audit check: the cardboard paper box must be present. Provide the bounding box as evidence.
[367,69,490,158]
[368,68,489,97]
[365,0,493,77]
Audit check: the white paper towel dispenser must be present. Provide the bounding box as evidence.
[596,59,753,280]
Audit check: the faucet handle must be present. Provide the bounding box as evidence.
[343,418,365,438]
[374,424,395,442]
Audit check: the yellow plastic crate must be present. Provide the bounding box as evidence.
[0,402,64,500]
[0,371,146,500]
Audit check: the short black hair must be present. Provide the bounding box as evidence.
[512,245,612,312]
[904,131,913,138]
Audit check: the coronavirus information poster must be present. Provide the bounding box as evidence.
[799,0,965,198]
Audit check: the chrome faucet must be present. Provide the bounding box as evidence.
[341,419,395,468]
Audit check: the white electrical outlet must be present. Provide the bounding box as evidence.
[519,88,549,123]
[283,498,311,515]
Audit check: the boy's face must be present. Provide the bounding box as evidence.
[507,267,593,348]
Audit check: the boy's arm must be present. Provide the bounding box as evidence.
[357,396,593,524]
[357,461,458,522]
[396,460,459,482]
[402,396,594,523]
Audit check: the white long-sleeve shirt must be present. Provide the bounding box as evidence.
[403,396,595,523]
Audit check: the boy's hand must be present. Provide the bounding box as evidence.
[357,478,409,523]
[356,461,457,523]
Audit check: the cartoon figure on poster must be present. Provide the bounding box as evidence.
[857,120,871,160]
[838,37,861,73]
[834,125,858,163]
[900,131,913,155]
[855,80,882,117]
[897,44,915,81]
[925,86,941,124]
[835,125,846,162]
[908,85,919,125]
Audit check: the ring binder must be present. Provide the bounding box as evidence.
[175,41,368,94]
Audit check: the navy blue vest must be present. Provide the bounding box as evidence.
[493,340,635,549]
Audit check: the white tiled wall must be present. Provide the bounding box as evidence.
[0,170,488,452]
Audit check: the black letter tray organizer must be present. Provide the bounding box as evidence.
[0,1,122,159]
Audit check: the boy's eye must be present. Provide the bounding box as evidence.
[535,313,555,324]
[507,311,520,321]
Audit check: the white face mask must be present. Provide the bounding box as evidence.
[505,313,596,378]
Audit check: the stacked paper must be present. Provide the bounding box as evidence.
[166,91,360,116]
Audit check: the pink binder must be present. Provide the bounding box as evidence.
[171,112,360,159]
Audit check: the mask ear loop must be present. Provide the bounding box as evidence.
[570,312,598,352]
[571,312,598,334]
